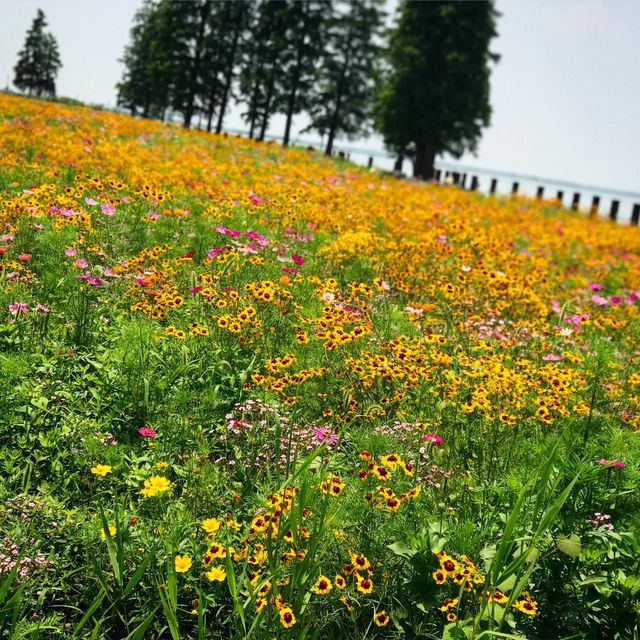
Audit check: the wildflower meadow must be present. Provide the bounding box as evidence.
[0,94,639,639]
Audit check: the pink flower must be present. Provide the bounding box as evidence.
[207,246,227,258]
[189,285,203,294]
[64,248,76,257]
[138,427,157,438]
[281,267,298,274]
[595,459,624,467]
[610,296,621,305]
[542,354,564,361]
[589,282,604,291]
[423,433,443,445]
[591,294,608,306]
[312,426,338,447]
[101,203,116,216]
[85,197,98,206]
[73,259,88,269]
[18,254,31,261]
[8,302,28,315]
[292,254,304,265]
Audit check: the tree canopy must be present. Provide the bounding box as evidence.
[13,9,62,98]
[376,1,499,179]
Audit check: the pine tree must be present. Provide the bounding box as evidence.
[376,1,499,180]
[116,0,172,119]
[303,0,384,156]
[13,9,62,98]
[238,0,290,140]
[199,0,253,133]
[276,1,332,147]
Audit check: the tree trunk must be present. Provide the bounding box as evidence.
[394,155,403,173]
[216,4,243,134]
[283,84,298,147]
[413,137,437,180]
[183,3,211,129]
[258,70,275,141]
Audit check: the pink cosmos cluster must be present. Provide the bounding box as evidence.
[595,459,625,467]
[139,426,157,437]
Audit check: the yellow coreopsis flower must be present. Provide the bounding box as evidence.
[175,555,192,573]
[205,566,227,582]
[91,464,112,476]
[201,517,222,534]
[139,475,171,497]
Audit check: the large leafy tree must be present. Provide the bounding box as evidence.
[303,0,384,156]
[376,1,499,180]
[13,9,62,98]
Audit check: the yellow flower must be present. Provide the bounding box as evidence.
[155,461,169,469]
[205,566,227,582]
[279,606,296,628]
[374,610,390,627]
[175,555,192,573]
[201,517,222,534]
[91,464,112,476]
[99,525,116,539]
[139,475,171,497]
[314,575,333,595]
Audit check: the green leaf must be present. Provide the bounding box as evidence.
[556,534,582,559]
[387,541,417,559]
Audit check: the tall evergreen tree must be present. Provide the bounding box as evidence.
[116,0,172,119]
[238,0,290,140]
[277,0,331,147]
[199,0,252,133]
[13,9,62,98]
[376,1,499,180]
[303,0,384,156]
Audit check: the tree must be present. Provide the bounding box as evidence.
[303,0,384,157]
[238,0,290,140]
[276,0,332,147]
[116,1,172,119]
[376,1,499,180]
[199,0,253,133]
[13,9,62,98]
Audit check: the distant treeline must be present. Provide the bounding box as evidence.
[117,0,498,179]
[116,0,382,157]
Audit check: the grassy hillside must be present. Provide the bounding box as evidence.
[0,94,639,639]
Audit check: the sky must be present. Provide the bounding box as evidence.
[1,0,639,197]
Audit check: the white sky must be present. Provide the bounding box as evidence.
[1,0,639,194]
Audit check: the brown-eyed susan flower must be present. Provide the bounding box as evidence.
[440,556,458,574]
[446,612,457,622]
[91,464,112,476]
[341,597,353,611]
[334,574,346,589]
[492,590,508,604]
[279,606,296,628]
[175,555,192,573]
[355,574,373,594]
[432,569,447,584]
[314,575,333,595]
[513,597,538,616]
[349,551,371,572]
[205,566,227,582]
[439,598,459,611]
[374,610,390,627]
[255,598,267,613]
